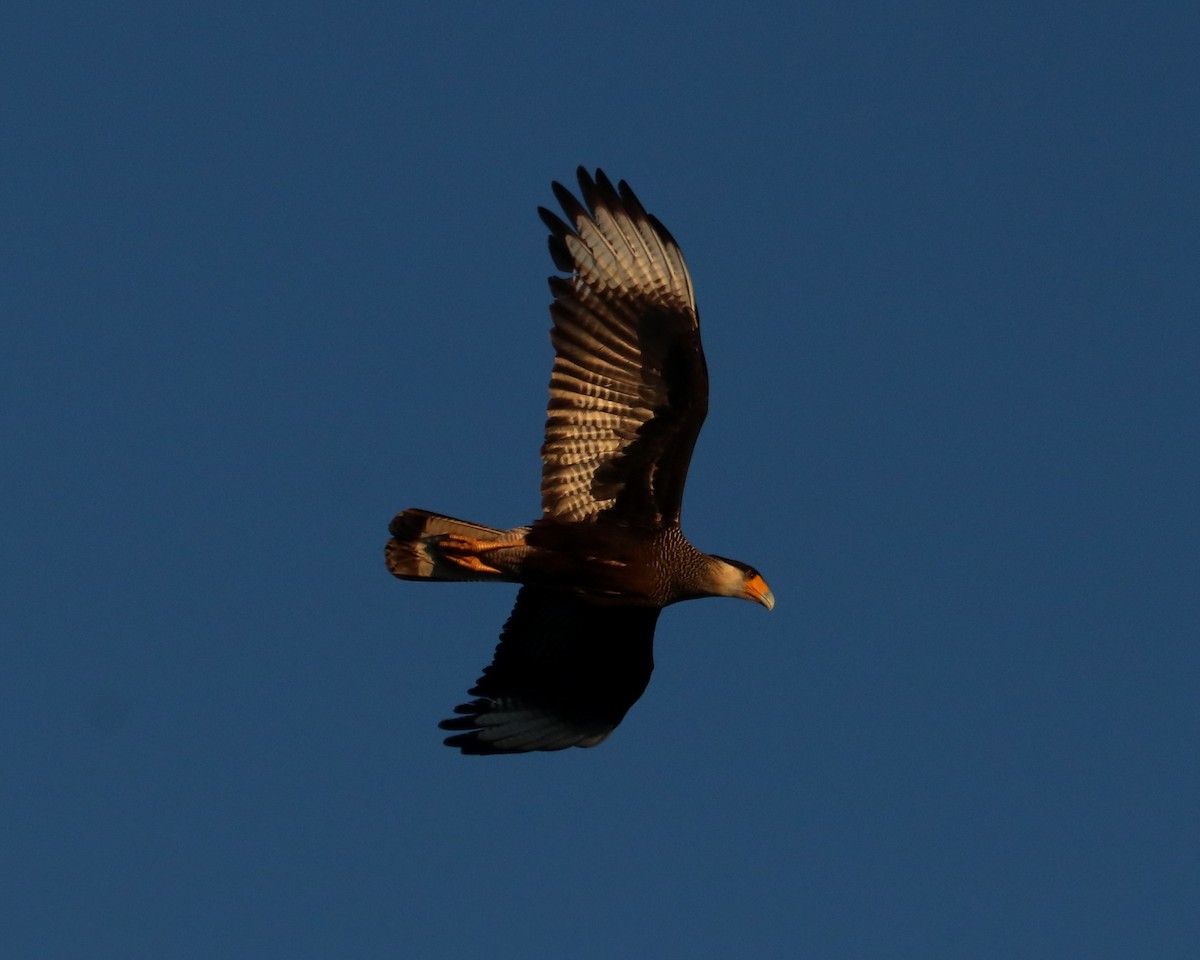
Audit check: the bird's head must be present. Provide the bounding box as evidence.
[708,556,775,611]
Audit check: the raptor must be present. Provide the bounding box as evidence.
[386,168,773,754]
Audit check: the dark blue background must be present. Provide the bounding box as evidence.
[3,2,1197,957]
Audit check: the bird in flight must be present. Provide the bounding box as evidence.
[386,167,773,755]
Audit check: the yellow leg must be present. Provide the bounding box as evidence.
[436,534,522,576]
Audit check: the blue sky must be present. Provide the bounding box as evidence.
[3,2,1197,957]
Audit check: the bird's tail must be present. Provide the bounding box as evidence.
[385,508,531,582]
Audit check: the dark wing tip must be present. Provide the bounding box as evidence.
[443,731,546,756]
[441,705,571,758]
[537,204,566,232]
[437,702,484,730]
[617,178,651,221]
[575,165,596,201]
[551,166,649,232]
[538,205,576,273]
[551,179,587,224]
[438,702,502,755]
[578,167,623,220]
[560,168,681,258]
[646,212,684,253]
[441,733,493,755]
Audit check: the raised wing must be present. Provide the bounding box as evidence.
[439,586,660,754]
[538,168,708,528]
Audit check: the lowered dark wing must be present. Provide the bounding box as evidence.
[538,167,708,528]
[439,586,660,754]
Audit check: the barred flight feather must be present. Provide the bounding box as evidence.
[539,169,704,525]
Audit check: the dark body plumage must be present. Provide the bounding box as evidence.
[386,168,772,754]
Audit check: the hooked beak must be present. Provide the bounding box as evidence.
[745,573,775,611]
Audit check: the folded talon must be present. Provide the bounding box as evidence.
[445,555,504,575]
[440,535,520,555]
